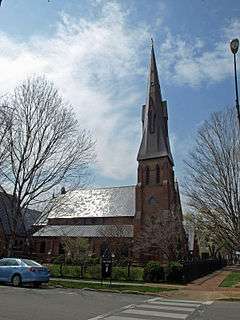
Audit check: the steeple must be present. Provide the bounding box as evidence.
[137,40,173,164]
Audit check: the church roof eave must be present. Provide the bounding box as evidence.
[137,152,174,165]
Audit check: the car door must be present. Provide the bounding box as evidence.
[0,259,20,282]
[5,259,20,282]
[0,259,8,281]
[0,259,5,281]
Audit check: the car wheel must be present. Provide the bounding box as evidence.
[11,274,22,287]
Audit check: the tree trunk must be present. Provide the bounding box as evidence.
[7,237,15,257]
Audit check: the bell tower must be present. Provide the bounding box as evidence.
[135,40,187,261]
[137,40,175,213]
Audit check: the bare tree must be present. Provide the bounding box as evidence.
[134,213,182,263]
[98,225,133,263]
[185,107,240,254]
[0,104,11,170]
[184,212,229,258]
[0,77,95,256]
[61,237,90,278]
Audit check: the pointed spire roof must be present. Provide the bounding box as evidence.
[137,40,173,164]
[149,38,162,101]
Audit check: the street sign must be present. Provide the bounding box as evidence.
[101,258,112,278]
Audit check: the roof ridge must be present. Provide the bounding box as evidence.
[74,185,135,191]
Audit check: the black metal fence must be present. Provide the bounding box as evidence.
[167,258,227,283]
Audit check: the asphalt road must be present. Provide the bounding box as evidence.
[0,285,240,320]
[204,301,240,320]
[0,285,149,320]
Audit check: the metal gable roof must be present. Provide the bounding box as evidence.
[33,224,134,238]
[39,186,136,222]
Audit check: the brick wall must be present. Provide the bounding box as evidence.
[134,156,188,262]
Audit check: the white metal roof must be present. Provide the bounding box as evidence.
[33,224,134,238]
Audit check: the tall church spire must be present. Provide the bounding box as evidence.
[137,40,173,164]
[149,38,162,102]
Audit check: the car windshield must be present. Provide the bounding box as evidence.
[21,259,42,267]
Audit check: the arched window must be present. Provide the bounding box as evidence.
[145,166,150,185]
[40,241,46,253]
[152,114,156,133]
[148,110,156,134]
[148,109,152,131]
[59,243,65,254]
[148,98,156,134]
[156,164,160,184]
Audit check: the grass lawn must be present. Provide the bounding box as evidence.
[49,279,177,294]
[220,272,240,288]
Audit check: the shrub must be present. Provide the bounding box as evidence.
[166,261,184,283]
[85,265,101,279]
[112,267,127,281]
[47,264,61,277]
[143,261,164,282]
[129,267,144,281]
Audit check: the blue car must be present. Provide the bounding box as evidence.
[0,258,49,287]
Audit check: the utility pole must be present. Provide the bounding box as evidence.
[230,38,240,128]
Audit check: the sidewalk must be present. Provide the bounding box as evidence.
[187,270,231,290]
[162,268,240,301]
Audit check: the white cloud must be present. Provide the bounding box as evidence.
[158,19,240,87]
[0,1,149,181]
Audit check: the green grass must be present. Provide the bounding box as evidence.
[220,272,240,288]
[49,279,177,294]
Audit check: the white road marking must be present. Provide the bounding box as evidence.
[87,305,135,320]
[122,309,189,319]
[149,297,213,305]
[105,317,148,320]
[149,301,201,307]
[88,298,208,320]
[137,303,196,312]
[204,301,214,305]
[153,298,203,304]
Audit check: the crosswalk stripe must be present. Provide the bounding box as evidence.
[152,298,203,304]
[149,301,201,308]
[105,317,148,320]
[88,298,206,320]
[137,303,196,312]
[87,305,135,320]
[122,309,188,319]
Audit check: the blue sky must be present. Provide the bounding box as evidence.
[0,0,239,192]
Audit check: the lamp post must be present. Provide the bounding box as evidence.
[230,38,240,128]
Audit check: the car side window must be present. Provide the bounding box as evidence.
[11,260,20,266]
[3,259,19,266]
[0,260,6,266]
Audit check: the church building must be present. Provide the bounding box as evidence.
[33,43,187,263]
